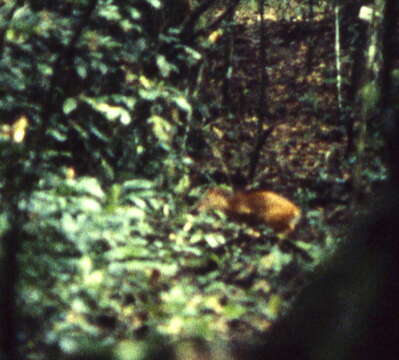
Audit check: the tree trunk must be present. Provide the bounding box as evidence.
[352,0,389,204]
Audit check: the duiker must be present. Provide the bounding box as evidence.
[198,188,301,235]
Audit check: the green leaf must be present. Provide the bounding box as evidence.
[90,102,132,124]
[120,110,131,125]
[175,174,190,194]
[98,5,121,21]
[149,115,174,145]
[223,303,246,319]
[61,213,79,233]
[129,8,141,20]
[47,128,67,142]
[76,197,101,212]
[139,89,160,100]
[204,233,226,248]
[147,0,161,9]
[63,98,77,115]
[183,46,202,61]
[126,196,147,209]
[109,245,153,259]
[173,96,192,114]
[156,55,176,77]
[74,177,105,199]
[38,63,53,76]
[77,65,88,79]
[295,241,313,252]
[122,179,154,191]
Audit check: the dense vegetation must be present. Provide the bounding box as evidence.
[1,0,398,359]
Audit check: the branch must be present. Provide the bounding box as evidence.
[181,0,215,39]
[247,126,275,181]
[183,0,242,43]
[248,0,271,182]
[45,0,99,108]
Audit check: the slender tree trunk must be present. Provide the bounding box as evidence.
[247,0,271,182]
[334,0,343,112]
[352,0,388,204]
[380,0,399,184]
[221,10,235,110]
[305,0,314,74]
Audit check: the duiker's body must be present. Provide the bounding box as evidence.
[198,188,301,235]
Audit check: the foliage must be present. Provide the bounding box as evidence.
[0,0,227,357]
[0,0,201,184]
[7,170,313,358]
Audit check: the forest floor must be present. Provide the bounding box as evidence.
[182,9,390,345]
[179,12,343,343]
[201,10,377,248]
